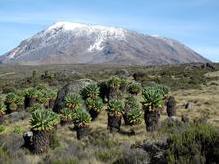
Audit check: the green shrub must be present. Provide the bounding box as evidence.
[60,108,74,122]
[81,84,100,99]
[0,125,5,133]
[95,148,122,162]
[127,82,142,95]
[142,86,164,110]
[167,123,218,164]
[108,76,121,89]
[64,94,82,110]
[72,109,91,127]
[85,97,104,112]
[31,109,60,131]
[124,96,142,125]
[107,99,124,117]
[0,102,6,117]
[5,92,17,104]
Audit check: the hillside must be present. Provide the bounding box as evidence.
[0,22,209,65]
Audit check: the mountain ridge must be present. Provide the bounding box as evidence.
[0,21,209,65]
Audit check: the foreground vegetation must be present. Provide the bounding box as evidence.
[0,63,218,163]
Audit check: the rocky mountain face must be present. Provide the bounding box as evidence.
[0,22,209,65]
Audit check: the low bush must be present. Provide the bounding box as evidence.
[167,123,219,164]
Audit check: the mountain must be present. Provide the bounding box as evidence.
[0,22,209,65]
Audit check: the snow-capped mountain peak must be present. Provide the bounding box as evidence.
[0,21,209,65]
[45,22,127,38]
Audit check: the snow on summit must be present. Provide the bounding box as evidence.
[46,22,127,37]
[41,22,127,51]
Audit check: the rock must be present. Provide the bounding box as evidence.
[141,139,168,164]
[53,79,94,113]
[115,144,150,164]
[4,111,31,123]
[23,131,33,149]
[185,102,193,109]
[201,63,216,70]
[115,69,130,78]
[181,114,190,123]
[0,133,24,156]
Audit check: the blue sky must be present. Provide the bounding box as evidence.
[0,0,219,62]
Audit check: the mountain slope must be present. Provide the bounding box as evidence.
[0,22,209,65]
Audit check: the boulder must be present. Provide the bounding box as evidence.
[115,69,130,78]
[53,79,94,113]
[185,102,193,110]
[4,111,31,123]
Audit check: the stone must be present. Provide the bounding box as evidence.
[53,79,94,113]
[185,102,193,109]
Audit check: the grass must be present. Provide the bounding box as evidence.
[0,63,218,163]
[171,70,219,127]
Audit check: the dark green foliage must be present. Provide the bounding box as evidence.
[5,92,17,104]
[73,109,91,127]
[60,108,74,123]
[81,83,100,100]
[127,82,142,95]
[31,109,60,131]
[107,99,124,117]
[85,97,104,113]
[154,84,169,97]
[64,94,82,110]
[142,86,164,110]
[0,102,6,117]
[167,123,219,164]
[29,103,44,113]
[123,96,142,125]
[108,76,121,89]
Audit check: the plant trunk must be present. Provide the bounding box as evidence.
[75,126,89,140]
[25,96,37,109]
[32,130,50,154]
[9,103,17,113]
[60,120,73,126]
[144,109,159,132]
[49,100,55,109]
[166,97,176,117]
[123,113,133,126]
[108,114,122,132]
[0,116,4,124]
[44,102,49,109]
[89,109,99,121]
[17,104,24,112]
[109,87,119,100]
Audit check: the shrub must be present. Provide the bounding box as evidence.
[29,103,44,113]
[108,76,121,89]
[64,94,82,110]
[107,99,124,117]
[5,92,17,104]
[81,84,100,99]
[85,97,104,113]
[0,125,5,133]
[127,82,142,95]
[167,123,219,164]
[0,102,6,117]
[142,86,164,111]
[154,84,169,97]
[31,109,60,131]
[72,109,91,127]
[124,96,142,125]
[60,108,74,122]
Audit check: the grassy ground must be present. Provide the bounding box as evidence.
[0,63,218,163]
[172,70,219,127]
